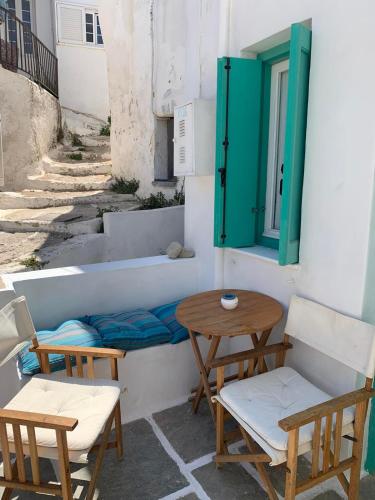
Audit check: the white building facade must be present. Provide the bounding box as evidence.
[98,0,375,470]
[55,0,110,121]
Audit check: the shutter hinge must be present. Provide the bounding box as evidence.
[251,207,265,214]
[218,167,226,187]
[222,138,229,149]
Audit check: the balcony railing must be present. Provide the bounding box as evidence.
[0,6,58,98]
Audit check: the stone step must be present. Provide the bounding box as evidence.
[42,158,112,176]
[81,135,110,147]
[51,147,111,163]
[0,190,137,209]
[26,172,113,191]
[0,202,138,235]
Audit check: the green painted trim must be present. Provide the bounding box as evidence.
[254,43,290,250]
[363,176,375,473]
[258,41,290,64]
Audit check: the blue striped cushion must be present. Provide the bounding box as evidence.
[85,309,172,350]
[150,300,189,344]
[18,320,102,375]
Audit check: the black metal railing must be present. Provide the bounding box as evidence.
[0,6,58,97]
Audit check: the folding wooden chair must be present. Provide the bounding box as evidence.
[213,295,375,500]
[0,296,126,500]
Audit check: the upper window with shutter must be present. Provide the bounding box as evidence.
[214,23,311,265]
[56,2,104,47]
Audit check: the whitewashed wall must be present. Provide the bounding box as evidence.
[103,205,184,261]
[125,0,375,399]
[57,44,110,121]
[56,0,110,121]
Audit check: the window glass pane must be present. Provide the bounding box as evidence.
[6,0,15,11]
[96,14,103,44]
[21,0,30,10]
[22,11,30,23]
[86,12,94,42]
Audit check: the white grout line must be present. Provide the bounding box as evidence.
[185,452,216,473]
[159,485,196,500]
[147,416,211,500]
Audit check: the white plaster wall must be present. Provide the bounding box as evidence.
[0,68,60,190]
[34,0,55,54]
[56,44,110,121]
[6,256,200,329]
[213,0,375,397]
[98,0,219,194]
[98,0,157,194]
[103,205,184,260]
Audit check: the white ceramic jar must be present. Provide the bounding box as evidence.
[221,293,239,310]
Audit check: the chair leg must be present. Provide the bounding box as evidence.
[1,487,13,500]
[240,427,278,500]
[56,430,73,500]
[216,401,225,469]
[114,400,123,460]
[284,429,299,500]
[348,401,367,500]
[86,410,115,500]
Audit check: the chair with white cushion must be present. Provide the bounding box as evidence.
[213,295,375,500]
[0,296,126,500]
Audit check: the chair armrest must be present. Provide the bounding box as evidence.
[0,408,78,431]
[30,344,126,359]
[279,388,375,432]
[208,342,293,369]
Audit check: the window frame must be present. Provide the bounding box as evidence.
[56,2,104,48]
[255,41,290,251]
[84,9,103,46]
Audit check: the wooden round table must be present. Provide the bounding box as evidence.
[176,290,283,420]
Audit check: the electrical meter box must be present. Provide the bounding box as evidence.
[173,99,215,176]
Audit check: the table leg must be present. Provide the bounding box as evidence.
[251,329,272,374]
[189,330,220,420]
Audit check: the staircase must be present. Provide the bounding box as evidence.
[0,135,138,273]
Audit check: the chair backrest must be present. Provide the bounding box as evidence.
[0,296,36,367]
[285,295,375,379]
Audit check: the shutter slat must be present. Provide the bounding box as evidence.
[279,23,312,265]
[214,57,262,248]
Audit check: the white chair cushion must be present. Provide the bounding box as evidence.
[218,367,354,464]
[3,374,121,463]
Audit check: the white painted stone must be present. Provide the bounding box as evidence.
[0,68,60,190]
[103,205,185,260]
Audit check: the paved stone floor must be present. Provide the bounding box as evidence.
[1,400,375,499]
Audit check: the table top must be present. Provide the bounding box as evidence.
[176,289,283,337]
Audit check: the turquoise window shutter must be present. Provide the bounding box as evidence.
[214,57,262,247]
[279,23,312,265]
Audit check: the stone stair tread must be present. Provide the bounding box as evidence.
[29,172,112,183]
[0,190,137,209]
[0,203,136,224]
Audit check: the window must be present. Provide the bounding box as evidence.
[85,11,103,45]
[264,60,289,240]
[21,0,32,54]
[6,0,17,43]
[56,3,104,47]
[214,23,311,265]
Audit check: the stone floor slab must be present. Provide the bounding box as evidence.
[153,400,235,464]
[1,419,188,500]
[192,461,267,499]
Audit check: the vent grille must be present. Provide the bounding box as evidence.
[179,120,185,137]
[179,146,186,164]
